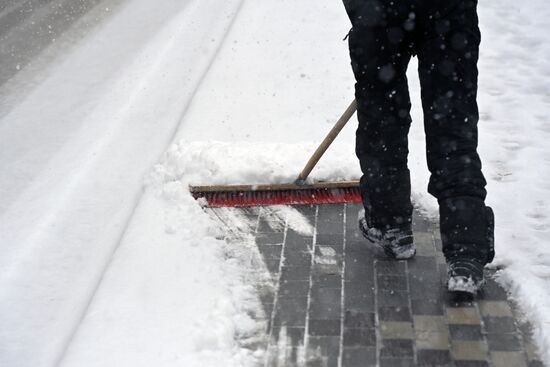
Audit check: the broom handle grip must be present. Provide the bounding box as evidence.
[295,99,357,185]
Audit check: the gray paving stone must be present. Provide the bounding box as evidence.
[417,349,452,366]
[380,339,414,358]
[378,306,412,322]
[343,327,376,347]
[310,287,341,319]
[309,319,341,336]
[342,347,377,367]
[256,232,285,245]
[378,275,408,291]
[449,324,484,340]
[486,333,522,351]
[344,310,376,328]
[483,316,517,334]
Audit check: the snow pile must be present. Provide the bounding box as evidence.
[159,140,360,187]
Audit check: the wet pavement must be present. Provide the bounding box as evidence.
[210,203,543,367]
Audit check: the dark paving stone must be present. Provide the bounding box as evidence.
[270,327,305,346]
[412,299,445,315]
[310,287,341,319]
[480,276,508,301]
[283,250,311,267]
[294,204,317,220]
[280,265,311,281]
[483,316,517,334]
[378,275,408,291]
[454,361,489,367]
[342,347,377,367]
[286,229,314,251]
[449,324,484,340]
[258,244,283,260]
[307,336,340,366]
[256,232,285,245]
[486,333,522,351]
[264,259,281,274]
[345,291,375,312]
[380,358,415,367]
[380,339,414,358]
[278,280,309,299]
[377,290,410,308]
[417,349,452,366]
[313,273,342,288]
[309,319,341,336]
[343,328,376,347]
[273,298,307,327]
[344,310,376,328]
[379,307,412,322]
[257,219,285,233]
[376,260,407,276]
[317,233,344,249]
[528,361,545,367]
[317,204,344,235]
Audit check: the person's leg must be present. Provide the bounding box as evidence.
[344,0,416,231]
[416,0,494,272]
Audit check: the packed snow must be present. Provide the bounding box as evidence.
[1,0,550,366]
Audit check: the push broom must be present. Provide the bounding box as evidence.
[190,100,360,207]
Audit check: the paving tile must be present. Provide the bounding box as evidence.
[264,259,281,274]
[309,287,341,319]
[258,244,283,260]
[380,339,414,358]
[411,299,445,315]
[313,273,341,288]
[309,319,341,336]
[379,321,414,339]
[483,316,516,334]
[266,345,305,367]
[479,301,513,317]
[414,232,436,256]
[285,229,314,251]
[377,275,408,291]
[446,307,481,325]
[451,340,488,361]
[375,260,407,276]
[317,204,344,235]
[377,290,409,308]
[415,330,450,350]
[270,327,305,345]
[449,324,483,340]
[480,276,508,301]
[528,361,545,367]
[307,336,340,367]
[316,234,344,250]
[417,349,452,366]
[280,265,311,281]
[278,280,310,299]
[490,351,527,367]
[345,292,375,312]
[413,316,448,332]
[486,333,522,351]
[283,250,311,267]
[342,347,377,367]
[344,310,375,328]
[256,232,285,245]
[274,298,308,327]
[380,358,415,367]
[379,306,412,322]
[343,328,377,347]
[525,342,540,362]
[454,361,489,367]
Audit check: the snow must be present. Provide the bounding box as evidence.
[1,0,550,366]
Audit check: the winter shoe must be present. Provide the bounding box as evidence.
[447,256,485,295]
[358,209,416,260]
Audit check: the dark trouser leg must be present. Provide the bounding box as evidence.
[417,0,494,263]
[345,0,415,229]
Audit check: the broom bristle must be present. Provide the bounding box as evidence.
[192,187,362,207]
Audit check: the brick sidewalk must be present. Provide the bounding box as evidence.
[210,203,543,367]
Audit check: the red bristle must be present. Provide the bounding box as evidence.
[194,186,362,207]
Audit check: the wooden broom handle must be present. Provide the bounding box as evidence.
[295,99,357,185]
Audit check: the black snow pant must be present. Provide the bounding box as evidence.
[343,0,494,264]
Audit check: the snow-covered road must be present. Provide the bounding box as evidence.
[1,0,550,366]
